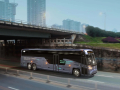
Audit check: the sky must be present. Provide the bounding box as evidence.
[10,0,120,32]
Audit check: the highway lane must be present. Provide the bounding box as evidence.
[0,69,120,90]
[1,60,120,90]
[0,73,74,90]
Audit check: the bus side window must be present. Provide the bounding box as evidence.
[45,56,53,64]
[59,60,66,65]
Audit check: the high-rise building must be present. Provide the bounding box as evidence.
[63,19,81,32]
[0,0,17,21]
[27,0,46,26]
[81,24,89,33]
[51,24,62,29]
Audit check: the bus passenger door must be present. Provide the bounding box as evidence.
[53,54,59,71]
[81,57,88,75]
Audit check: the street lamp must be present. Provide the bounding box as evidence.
[99,12,106,30]
[82,24,86,34]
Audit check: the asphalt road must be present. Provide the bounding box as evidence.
[1,60,120,90]
[0,73,74,90]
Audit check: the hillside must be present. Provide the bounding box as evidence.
[74,35,106,43]
[74,35,120,49]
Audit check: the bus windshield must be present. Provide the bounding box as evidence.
[86,53,97,66]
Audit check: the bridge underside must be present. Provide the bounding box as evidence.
[0,23,77,62]
[0,23,73,39]
[0,35,71,40]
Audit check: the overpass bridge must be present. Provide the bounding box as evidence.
[0,18,84,61]
[0,18,82,39]
[0,18,84,46]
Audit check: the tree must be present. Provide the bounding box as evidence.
[85,26,120,38]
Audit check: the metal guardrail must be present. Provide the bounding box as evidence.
[0,66,120,90]
[0,66,97,90]
[0,18,83,35]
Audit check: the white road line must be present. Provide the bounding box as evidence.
[87,80,105,83]
[96,75,114,78]
[8,87,19,90]
[74,79,105,84]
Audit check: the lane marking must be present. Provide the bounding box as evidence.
[96,75,114,78]
[74,79,105,84]
[87,80,105,83]
[8,87,19,90]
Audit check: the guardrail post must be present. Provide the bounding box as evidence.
[4,68,8,74]
[95,83,97,90]
[46,75,50,83]
[67,78,71,87]
[16,70,20,76]
[29,72,33,79]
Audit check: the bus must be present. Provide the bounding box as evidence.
[20,48,97,77]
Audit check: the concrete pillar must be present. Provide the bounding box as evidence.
[4,39,7,46]
[15,39,18,46]
[42,39,45,46]
[64,38,65,43]
[15,39,18,56]
[49,39,50,47]
[56,38,58,47]
[71,34,76,44]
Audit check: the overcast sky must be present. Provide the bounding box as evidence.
[12,0,120,32]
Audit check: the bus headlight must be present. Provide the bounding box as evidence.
[88,65,92,70]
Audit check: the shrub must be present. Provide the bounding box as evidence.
[102,37,120,43]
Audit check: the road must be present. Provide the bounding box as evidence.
[1,60,120,90]
[0,73,74,90]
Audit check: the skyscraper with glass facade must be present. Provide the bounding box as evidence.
[0,0,17,21]
[27,0,46,26]
[63,19,81,32]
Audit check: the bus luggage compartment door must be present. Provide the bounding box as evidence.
[53,54,59,71]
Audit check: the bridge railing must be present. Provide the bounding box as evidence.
[0,17,83,35]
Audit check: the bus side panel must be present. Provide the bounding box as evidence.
[70,62,81,74]
[41,58,54,71]
[35,57,43,69]
[21,56,44,69]
[41,58,48,69]
[63,59,72,73]
[20,56,30,67]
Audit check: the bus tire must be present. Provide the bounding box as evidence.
[27,63,32,70]
[73,69,80,77]
[32,63,37,70]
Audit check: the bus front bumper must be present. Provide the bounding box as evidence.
[88,69,97,75]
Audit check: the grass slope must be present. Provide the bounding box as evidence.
[75,35,120,49]
[75,35,106,43]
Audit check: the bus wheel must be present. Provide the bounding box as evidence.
[32,64,37,70]
[27,63,32,70]
[73,69,80,77]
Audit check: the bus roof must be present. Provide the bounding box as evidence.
[21,48,92,51]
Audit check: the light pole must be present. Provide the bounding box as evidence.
[100,12,106,30]
[83,25,86,34]
[81,24,86,34]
